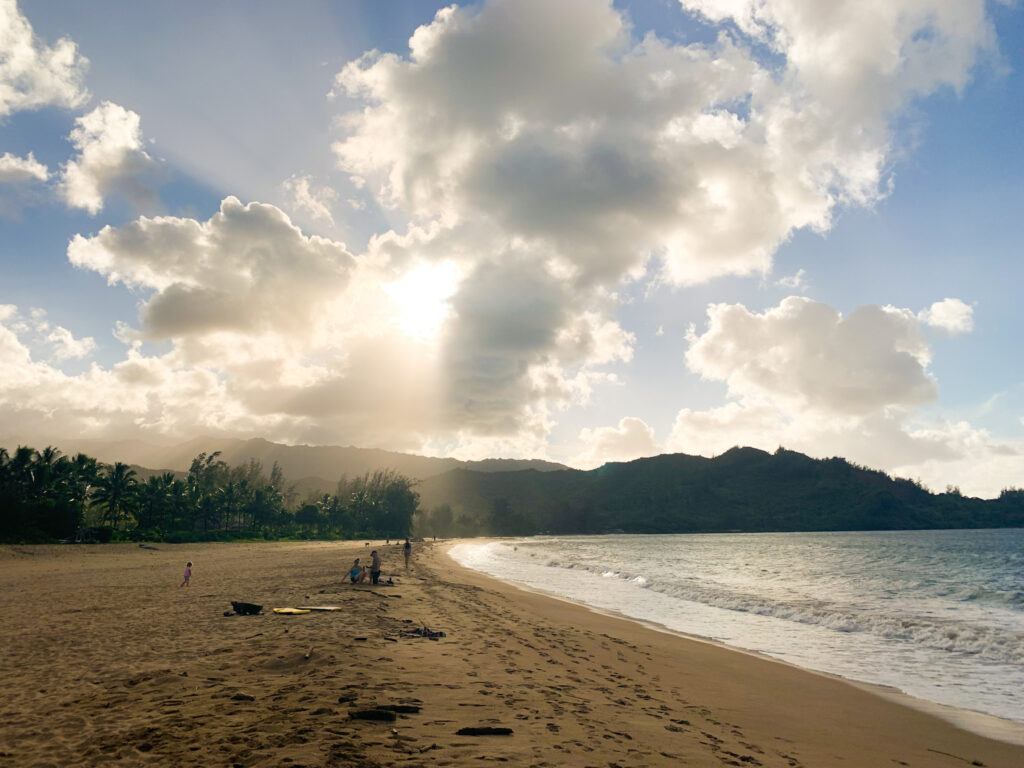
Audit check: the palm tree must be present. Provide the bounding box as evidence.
[63,453,98,537]
[218,480,243,532]
[7,445,35,487]
[91,463,138,531]
[137,472,178,531]
[2,446,35,533]
[31,446,63,493]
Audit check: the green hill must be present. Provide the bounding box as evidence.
[416,447,1024,535]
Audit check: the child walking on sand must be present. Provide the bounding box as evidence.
[180,561,192,587]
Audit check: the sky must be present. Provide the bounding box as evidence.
[1,0,1023,497]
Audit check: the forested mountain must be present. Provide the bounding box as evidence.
[416,447,1024,536]
[29,436,566,484]
[7,443,1022,544]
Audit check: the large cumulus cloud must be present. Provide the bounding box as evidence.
[683,298,937,416]
[437,251,633,442]
[332,0,993,285]
[316,0,1000,462]
[2,0,1011,485]
[67,196,356,342]
[8,194,628,456]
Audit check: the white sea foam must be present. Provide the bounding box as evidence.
[451,529,1024,724]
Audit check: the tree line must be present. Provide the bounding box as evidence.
[0,446,420,543]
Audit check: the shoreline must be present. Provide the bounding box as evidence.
[2,540,1023,767]
[437,550,1024,766]
[444,541,1024,747]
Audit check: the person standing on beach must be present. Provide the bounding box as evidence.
[370,550,382,585]
[180,561,192,587]
[404,538,411,568]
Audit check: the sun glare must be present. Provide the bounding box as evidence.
[383,262,461,342]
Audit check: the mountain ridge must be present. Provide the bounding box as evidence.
[415,446,1024,534]
[18,435,568,484]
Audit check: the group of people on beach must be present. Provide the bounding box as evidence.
[176,539,412,589]
[349,539,411,585]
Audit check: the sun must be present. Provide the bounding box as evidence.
[383,261,461,342]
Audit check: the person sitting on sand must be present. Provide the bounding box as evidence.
[349,558,367,584]
[180,561,192,587]
[370,550,382,585]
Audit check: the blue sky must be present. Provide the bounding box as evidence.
[1,0,1022,496]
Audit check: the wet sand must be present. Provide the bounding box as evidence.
[1,540,1021,767]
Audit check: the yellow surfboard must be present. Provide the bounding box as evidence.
[272,607,311,614]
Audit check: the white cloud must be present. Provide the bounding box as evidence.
[1,1,1008,485]
[282,173,338,225]
[0,151,48,183]
[60,101,162,214]
[49,198,633,454]
[678,1,992,108]
[0,306,95,363]
[684,297,935,416]
[0,315,257,445]
[0,150,49,216]
[283,0,1003,460]
[667,295,1016,496]
[774,268,807,290]
[435,249,633,437]
[919,297,974,335]
[575,416,661,468]
[67,196,355,342]
[332,0,994,287]
[0,0,89,118]
[46,325,95,361]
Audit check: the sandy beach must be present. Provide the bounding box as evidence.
[2,540,1022,768]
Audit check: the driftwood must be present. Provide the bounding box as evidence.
[926,748,984,766]
[350,709,398,722]
[455,726,513,736]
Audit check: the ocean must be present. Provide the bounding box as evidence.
[450,529,1024,726]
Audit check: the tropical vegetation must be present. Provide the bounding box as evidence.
[5,443,1022,544]
[0,446,419,543]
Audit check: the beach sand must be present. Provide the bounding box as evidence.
[2,540,1021,768]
